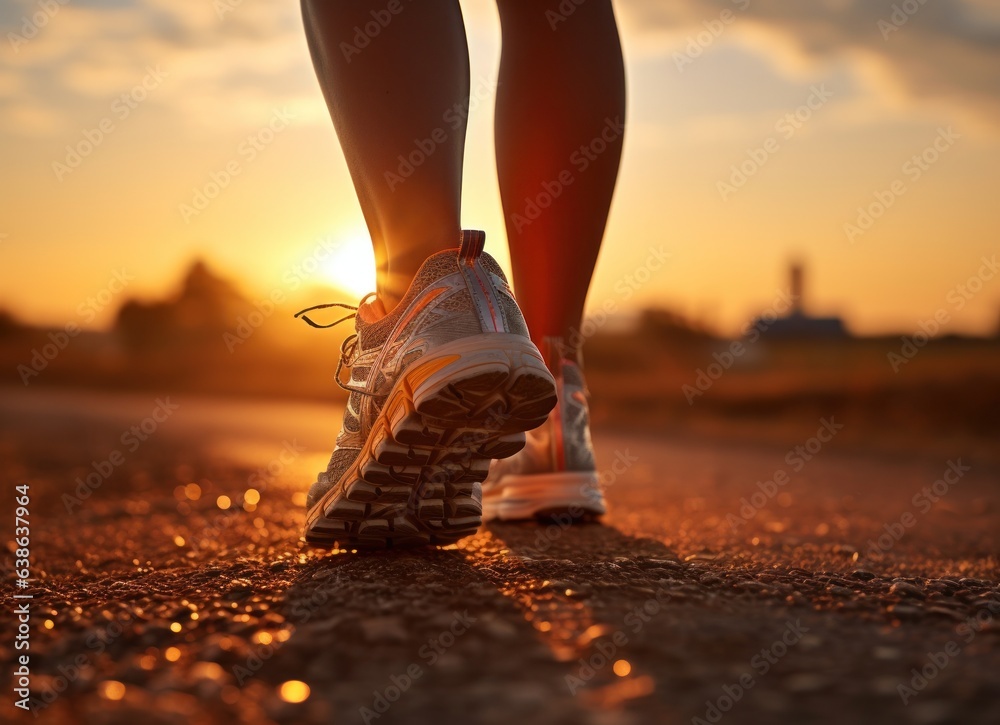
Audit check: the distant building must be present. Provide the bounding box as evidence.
[754,261,849,339]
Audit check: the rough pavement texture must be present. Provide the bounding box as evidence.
[1,389,998,725]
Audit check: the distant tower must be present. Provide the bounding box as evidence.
[754,257,848,339]
[789,261,804,316]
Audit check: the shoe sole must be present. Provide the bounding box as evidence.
[305,333,557,549]
[482,471,606,521]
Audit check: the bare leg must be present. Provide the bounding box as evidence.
[300,0,470,311]
[494,0,626,355]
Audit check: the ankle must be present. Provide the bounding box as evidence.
[537,335,583,371]
[378,228,460,313]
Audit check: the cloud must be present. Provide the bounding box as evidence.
[0,0,318,136]
[2,0,998,141]
[619,0,1000,132]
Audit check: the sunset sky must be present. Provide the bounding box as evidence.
[2,0,999,336]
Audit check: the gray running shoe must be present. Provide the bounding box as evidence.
[482,337,606,521]
[299,230,557,548]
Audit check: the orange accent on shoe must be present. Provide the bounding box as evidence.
[391,286,446,345]
[470,265,501,331]
[359,286,448,436]
[404,354,461,392]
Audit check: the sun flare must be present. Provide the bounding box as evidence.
[319,236,377,299]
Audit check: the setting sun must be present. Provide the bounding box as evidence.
[319,236,377,299]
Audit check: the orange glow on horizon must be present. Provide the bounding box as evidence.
[0,3,997,338]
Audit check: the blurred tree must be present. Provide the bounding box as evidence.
[637,307,716,344]
[115,259,247,352]
[0,308,27,339]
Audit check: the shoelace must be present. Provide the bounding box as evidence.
[295,295,380,398]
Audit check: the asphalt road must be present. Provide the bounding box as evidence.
[1,388,998,725]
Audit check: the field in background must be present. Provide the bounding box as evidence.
[585,320,1000,462]
[3,260,998,463]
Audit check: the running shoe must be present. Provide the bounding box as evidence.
[299,230,557,548]
[482,337,606,520]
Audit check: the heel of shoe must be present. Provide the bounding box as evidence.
[483,471,606,521]
[404,333,557,435]
[323,333,557,548]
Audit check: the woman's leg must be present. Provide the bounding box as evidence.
[300,0,470,311]
[494,0,626,355]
